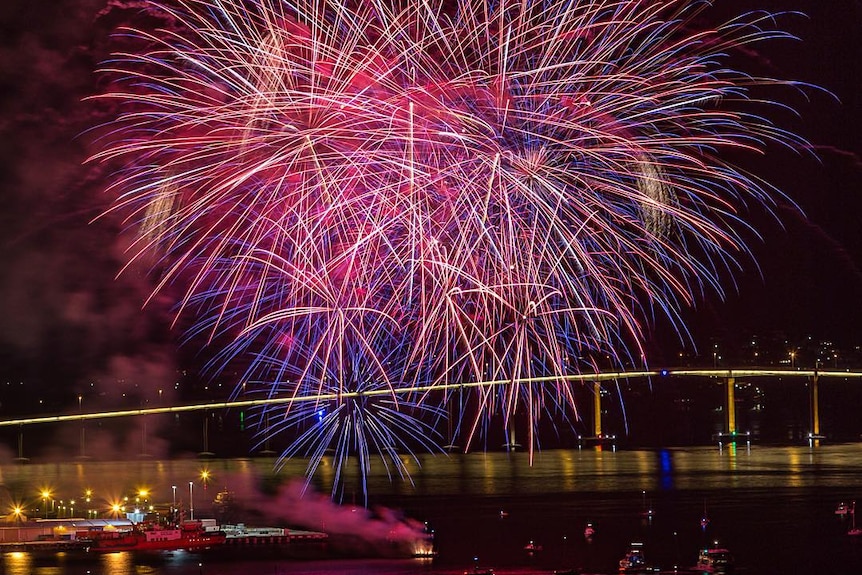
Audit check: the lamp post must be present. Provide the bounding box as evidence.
[172,485,177,520]
[189,481,194,521]
[13,507,22,541]
[41,490,50,519]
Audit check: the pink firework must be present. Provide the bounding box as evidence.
[91,0,814,492]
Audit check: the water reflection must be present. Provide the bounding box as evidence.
[103,551,135,575]
[0,445,862,574]
[2,550,148,575]
[787,450,804,488]
[2,445,862,503]
[657,449,673,491]
[3,551,31,575]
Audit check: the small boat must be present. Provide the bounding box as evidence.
[848,501,862,536]
[413,548,438,558]
[584,522,595,539]
[695,546,734,573]
[464,556,494,575]
[524,540,543,553]
[618,542,658,573]
[835,502,850,516]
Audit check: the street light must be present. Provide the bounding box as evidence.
[41,490,51,519]
[172,485,177,519]
[12,506,22,540]
[189,481,194,521]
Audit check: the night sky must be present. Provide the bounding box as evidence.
[0,0,860,412]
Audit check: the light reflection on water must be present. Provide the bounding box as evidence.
[3,445,862,497]
[1,444,862,574]
[3,552,32,575]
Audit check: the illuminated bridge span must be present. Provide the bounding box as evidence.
[1,368,860,448]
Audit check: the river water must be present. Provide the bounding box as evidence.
[2,444,862,574]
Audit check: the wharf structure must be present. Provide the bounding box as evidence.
[0,518,132,552]
[0,517,328,554]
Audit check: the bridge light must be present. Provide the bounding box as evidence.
[660,369,669,377]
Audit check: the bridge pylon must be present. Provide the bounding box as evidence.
[578,381,615,449]
[726,376,736,435]
[593,380,602,438]
[14,424,28,463]
[808,371,824,447]
[715,376,749,445]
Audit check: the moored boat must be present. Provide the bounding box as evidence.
[848,501,862,536]
[618,542,658,573]
[694,546,734,573]
[82,520,226,552]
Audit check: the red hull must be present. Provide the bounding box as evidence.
[84,523,226,552]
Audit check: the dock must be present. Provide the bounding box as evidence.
[0,519,328,555]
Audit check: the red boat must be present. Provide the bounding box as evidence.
[83,520,226,552]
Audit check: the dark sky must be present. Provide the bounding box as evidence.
[0,0,859,408]
[678,0,862,351]
[0,0,182,412]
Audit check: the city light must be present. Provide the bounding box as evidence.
[40,489,52,519]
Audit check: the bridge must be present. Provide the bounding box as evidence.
[1,368,860,457]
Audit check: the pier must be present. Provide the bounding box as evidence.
[222,529,328,547]
[0,518,328,555]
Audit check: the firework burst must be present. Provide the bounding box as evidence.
[92,0,812,492]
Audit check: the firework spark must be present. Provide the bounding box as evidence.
[92,0,812,493]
